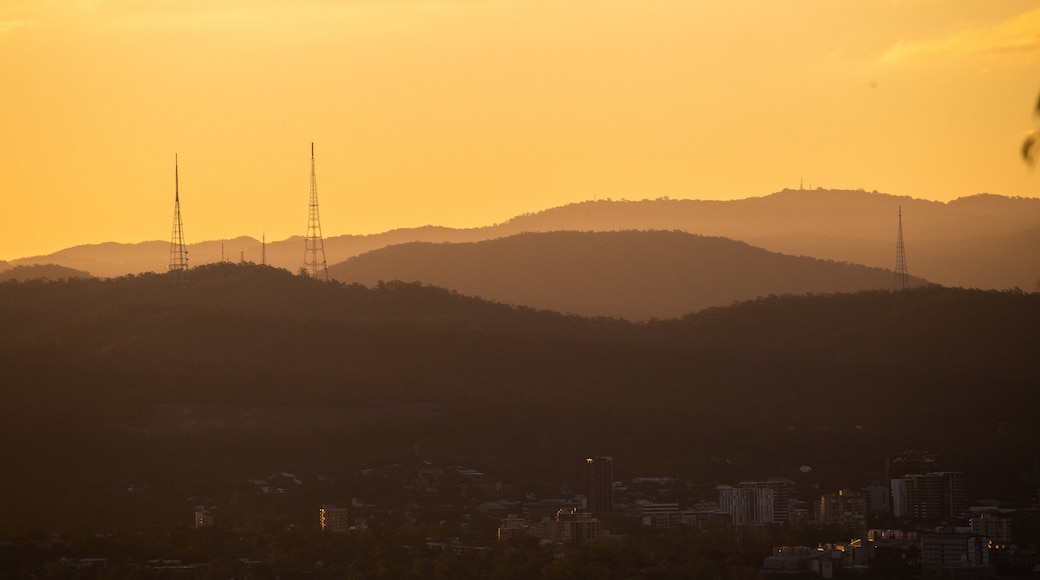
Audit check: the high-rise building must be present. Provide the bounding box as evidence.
[741,479,794,524]
[891,472,965,520]
[865,481,891,513]
[586,456,614,516]
[717,484,775,526]
[885,450,939,486]
[819,489,867,534]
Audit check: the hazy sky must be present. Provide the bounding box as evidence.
[1,0,1038,260]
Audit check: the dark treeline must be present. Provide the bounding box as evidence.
[0,263,1037,528]
[0,522,838,580]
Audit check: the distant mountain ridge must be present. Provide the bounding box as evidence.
[328,230,923,320]
[9,189,1040,290]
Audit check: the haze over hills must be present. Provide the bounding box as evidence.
[328,230,924,320]
[8,188,1040,291]
[0,264,1036,526]
[0,263,93,282]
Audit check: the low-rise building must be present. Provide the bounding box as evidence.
[639,502,682,530]
[530,509,601,544]
[497,514,528,541]
[920,530,991,575]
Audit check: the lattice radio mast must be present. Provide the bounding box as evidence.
[168,154,189,272]
[260,232,267,266]
[894,205,909,290]
[303,142,329,280]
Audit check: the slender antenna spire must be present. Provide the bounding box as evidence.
[303,142,329,280]
[894,205,909,290]
[261,232,267,266]
[168,154,189,272]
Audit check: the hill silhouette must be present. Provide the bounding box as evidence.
[9,189,1039,291]
[0,263,93,281]
[328,230,924,320]
[0,264,1036,527]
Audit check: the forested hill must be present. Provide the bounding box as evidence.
[0,264,1037,526]
[0,263,92,281]
[328,230,925,320]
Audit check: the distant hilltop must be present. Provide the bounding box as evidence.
[7,188,1040,293]
[0,263,93,282]
[328,230,926,321]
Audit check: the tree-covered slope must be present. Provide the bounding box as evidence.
[329,230,924,320]
[0,264,1036,526]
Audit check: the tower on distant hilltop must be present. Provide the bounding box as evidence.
[261,232,267,266]
[303,142,329,280]
[168,154,189,272]
[894,206,909,290]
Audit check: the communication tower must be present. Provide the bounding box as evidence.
[260,233,267,266]
[168,154,189,272]
[303,142,329,280]
[894,206,909,290]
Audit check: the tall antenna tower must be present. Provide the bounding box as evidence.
[894,205,909,290]
[260,232,267,266]
[168,154,189,272]
[303,142,329,280]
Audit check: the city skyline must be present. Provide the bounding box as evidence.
[1,1,1038,260]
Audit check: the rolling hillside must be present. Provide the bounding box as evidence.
[0,263,92,281]
[329,230,925,320]
[0,265,1036,526]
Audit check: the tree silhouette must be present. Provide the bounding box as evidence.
[1022,89,1040,166]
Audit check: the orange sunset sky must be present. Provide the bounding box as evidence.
[1,0,1038,261]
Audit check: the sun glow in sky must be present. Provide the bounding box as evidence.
[1,0,1038,260]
